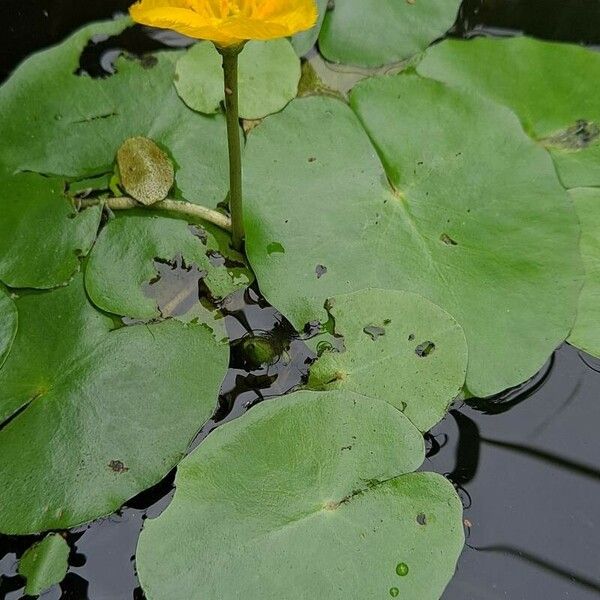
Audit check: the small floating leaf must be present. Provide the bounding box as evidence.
[568,188,600,358]
[175,39,301,119]
[417,37,600,188]
[117,137,174,206]
[137,391,464,600]
[85,215,252,320]
[319,0,462,67]
[18,533,69,596]
[307,290,467,431]
[0,275,228,534]
[0,286,17,369]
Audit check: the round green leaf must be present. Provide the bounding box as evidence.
[417,37,600,189]
[568,188,600,358]
[85,214,252,320]
[308,289,467,431]
[291,0,328,57]
[137,391,464,600]
[0,275,228,534]
[0,170,101,289]
[117,137,175,205]
[175,40,301,120]
[244,84,582,397]
[0,285,17,369]
[0,18,229,206]
[319,0,462,68]
[18,533,69,596]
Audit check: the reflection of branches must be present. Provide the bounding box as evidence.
[471,545,600,593]
[467,354,554,415]
[481,437,600,481]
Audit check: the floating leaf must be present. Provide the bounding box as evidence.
[417,37,600,188]
[18,534,69,596]
[0,18,229,206]
[117,137,175,205]
[0,275,228,534]
[0,285,17,369]
[568,188,600,358]
[291,0,329,57]
[308,289,467,431]
[244,85,582,397]
[175,39,301,119]
[137,391,464,600]
[0,170,101,288]
[319,0,462,67]
[86,214,252,320]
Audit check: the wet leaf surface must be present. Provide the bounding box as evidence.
[85,215,252,320]
[307,289,467,431]
[417,37,600,188]
[567,188,600,358]
[137,390,464,600]
[0,275,228,534]
[175,39,301,119]
[319,0,462,67]
[18,533,69,596]
[0,285,17,369]
[244,87,582,397]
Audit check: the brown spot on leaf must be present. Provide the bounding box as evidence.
[109,460,129,474]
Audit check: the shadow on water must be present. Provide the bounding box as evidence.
[1,1,600,598]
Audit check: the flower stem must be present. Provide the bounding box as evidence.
[219,45,245,251]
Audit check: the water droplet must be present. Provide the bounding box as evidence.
[389,587,399,597]
[267,241,285,255]
[396,562,409,577]
[417,513,427,525]
[363,325,385,340]
[415,341,435,357]
[315,264,328,278]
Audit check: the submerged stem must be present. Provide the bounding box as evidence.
[78,196,232,232]
[219,44,245,251]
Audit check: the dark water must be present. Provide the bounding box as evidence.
[1,1,600,598]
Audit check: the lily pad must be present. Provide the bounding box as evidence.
[291,0,329,57]
[0,275,228,534]
[0,285,17,370]
[319,0,462,68]
[308,289,467,431]
[117,137,175,205]
[137,390,464,600]
[568,188,600,358]
[244,84,582,397]
[175,39,301,119]
[0,18,229,205]
[417,37,600,188]
[85,214,252,320]
[0,170,102,289]
[18,534,69,596]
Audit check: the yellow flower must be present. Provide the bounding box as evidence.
[129,0,318,47]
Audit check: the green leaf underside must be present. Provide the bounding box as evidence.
[85,215,251,320]
[18,534,69,596]
[175,39,301,120]
[0,276,228,534]
[568,188,600,358]
[308,289,467,431]
[0,170,102,289]
[0,285,17,369]
[244,84,582,397]
[0,18,229,203]
[137,391,464,600]
[291,0,329,57]
[319,0,462,68]
[417,37,600,189]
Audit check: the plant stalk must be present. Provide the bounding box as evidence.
[219,45,245,251]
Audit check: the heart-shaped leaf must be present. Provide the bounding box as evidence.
[18,534,69,596]
[0,275,228,534]
[319,0,462,67]
[137,390,464,600]
[308,289,467,431]
[175,39,301,119]
[244,82,582,397]
[417,37,600,189]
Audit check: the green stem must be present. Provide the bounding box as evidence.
[219,45,245,251]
